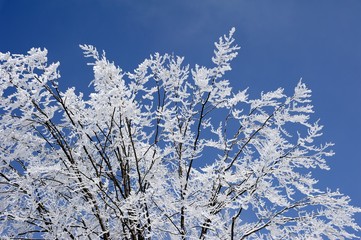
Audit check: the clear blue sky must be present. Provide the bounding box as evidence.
[1,0,360,225]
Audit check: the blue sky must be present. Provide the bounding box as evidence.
[1,0,360,226]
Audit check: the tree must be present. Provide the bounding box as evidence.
[0,28,359,239]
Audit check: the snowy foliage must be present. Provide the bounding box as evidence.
[0,29,360,239]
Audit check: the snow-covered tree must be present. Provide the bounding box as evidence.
[0,29,359,239]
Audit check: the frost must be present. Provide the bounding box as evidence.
[0,29,359,239]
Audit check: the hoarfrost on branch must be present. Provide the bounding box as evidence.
[0,29,360,239]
